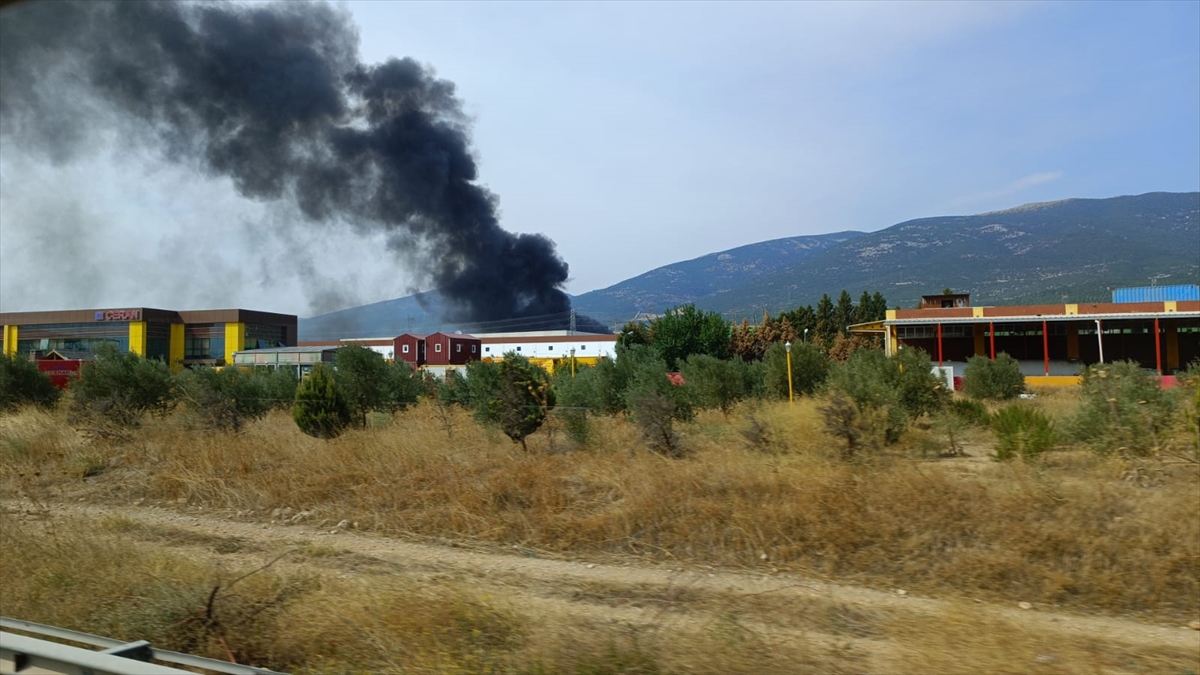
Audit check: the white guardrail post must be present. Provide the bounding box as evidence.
[1,617,288,675]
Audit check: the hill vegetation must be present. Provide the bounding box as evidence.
[301,191,1198,337]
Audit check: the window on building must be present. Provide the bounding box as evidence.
[471,345,477,353]
[516,346,522,351]
[548,345,554,351]
[485,346,491,352]
[435,343,442,353]
[402,344,410,354]
[456,344,462,353]
[580,345,586,351]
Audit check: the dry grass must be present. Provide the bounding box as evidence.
[0,514,848,675]
[2,395,1199,625]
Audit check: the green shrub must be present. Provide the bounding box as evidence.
[292,364,352,439]
[496,355,555,451]
[962,353,1025,400]
[680,354,747,415]
[1068,360,1175,455]
[553,365,605,446]
[991,404,1055,461]
[763,341,829,400]
[948,397,990,427]
[826,348,949,444]
[176,367,271,432]
[260,367,299,409]
[624,353,693,457]
[70,343,174,425]
[819,391,864,459]
[0,353,61,411]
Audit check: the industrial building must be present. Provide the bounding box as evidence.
[476,331,618,373]
[230,345,339,379]
[1,307,298,370]
[294,330,619,377]
[852,287,1200,386]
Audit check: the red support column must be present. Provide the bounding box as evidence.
[990,322,995,360]
[936,323,943,367]
[1154,317,1162,375]
[1042,320,1049,376]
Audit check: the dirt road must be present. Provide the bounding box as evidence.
[6,499,1198,674]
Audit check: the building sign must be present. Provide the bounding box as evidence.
[94,309,142,321]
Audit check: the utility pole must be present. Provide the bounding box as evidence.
[569,310,576,335]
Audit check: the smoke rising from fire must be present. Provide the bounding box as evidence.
[0,0,587,326]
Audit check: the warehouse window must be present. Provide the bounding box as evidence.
[471,345,477,353]
[435,344,442,353]
[580,345,586,351]
[485,347,491,353]
[516,346,522,351]
[456,344,461,353]
[402,345,409,354]
[548,345,554,351]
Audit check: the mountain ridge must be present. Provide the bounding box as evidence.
[300,191,1199,339]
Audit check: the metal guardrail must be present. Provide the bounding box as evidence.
[0,617,288,675]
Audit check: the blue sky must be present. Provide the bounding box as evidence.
[1,0,1197,315]
[342,0,1199,295]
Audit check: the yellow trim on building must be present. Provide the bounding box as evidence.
[224,322,245,366]
[972,307,984,318]
[2,325,17,356]
[1025,375,1082,388]
[169,323,185,371]
[1165,301,1178,313]
[1065,304,1078,316]
[885,309,897,321]
[128,321,148,356]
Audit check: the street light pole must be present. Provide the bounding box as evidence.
[1094,319,1104,364]
[785,340,794,405]
[803,328,809,343]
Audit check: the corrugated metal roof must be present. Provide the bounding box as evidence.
[1112,285,1200,303]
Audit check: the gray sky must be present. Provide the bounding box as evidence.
[2,1,1197,317]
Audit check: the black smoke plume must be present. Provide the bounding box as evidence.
[0,0,602,330]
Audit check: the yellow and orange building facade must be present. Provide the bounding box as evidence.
[1,307,297,371]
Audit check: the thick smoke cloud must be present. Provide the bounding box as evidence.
[0,0,591,327]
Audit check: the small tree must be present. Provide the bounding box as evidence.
[763,341,829,400]
[292,364,352,439]
[625,354,693,457]
[819,391,862,460]
[553,364,605,446]
[334,345,391,427]
[176,366,271,432]
[70,343,174,425]
[495,355,555,451]
[962,353,1025,400]
[647,304,731,369]
[261,367,299,409]
[382,359,424,411]
[680,354,747,415]
[1068,361,1174,455]
[0,353,61,411]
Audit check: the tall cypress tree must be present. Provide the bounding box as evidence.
[293,364,352,439]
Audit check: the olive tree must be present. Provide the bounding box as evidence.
[496,354,555,451]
